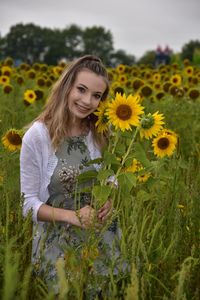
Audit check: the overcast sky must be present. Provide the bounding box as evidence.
[1,0,200,59]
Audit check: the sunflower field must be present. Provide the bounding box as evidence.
[0,57,200,299]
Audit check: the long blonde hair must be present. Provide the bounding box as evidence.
[36,55,110,151]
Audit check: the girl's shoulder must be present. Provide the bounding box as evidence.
[23,121,49,144]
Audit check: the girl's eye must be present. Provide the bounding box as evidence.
[94,94,101,100]
[77,87,85,93]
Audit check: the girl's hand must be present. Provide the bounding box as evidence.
[97,199,112,222]
[73,205,96,229]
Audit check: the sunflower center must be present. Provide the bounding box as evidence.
[7,132,22,145]
[157,137,169,149]
[116,104,132,120]
[141,115,154,129]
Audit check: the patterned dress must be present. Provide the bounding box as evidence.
[32,136,122,292]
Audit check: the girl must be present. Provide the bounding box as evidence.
[20,55,121,295]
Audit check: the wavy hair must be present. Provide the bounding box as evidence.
[36,55,110,151]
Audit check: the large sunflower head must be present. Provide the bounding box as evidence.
[94,100,109,133]
[140,112,165,139]
[105,93,144,131]
[152,129,177,158]
[2,129,23,151]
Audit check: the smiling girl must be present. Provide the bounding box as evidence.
[20,55,122,295]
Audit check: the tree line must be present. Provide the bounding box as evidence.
[0,23,135,67]
[0,23,200,66]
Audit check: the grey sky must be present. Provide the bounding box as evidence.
[1,0,200,59]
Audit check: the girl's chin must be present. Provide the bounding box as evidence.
[70,111,90,121]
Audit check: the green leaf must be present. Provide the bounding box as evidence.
[84,157,102,166]
[117,172,137,192]
[137,190,151,202]
[97,169,114,181]
[134,142,151,168]
[92,185,112,203]
[115,142,126,156]
[103,150,120,166]
[77,170,98,183]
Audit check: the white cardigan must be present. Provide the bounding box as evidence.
[20,121,102,223]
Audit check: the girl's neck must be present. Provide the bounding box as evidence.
[67,118,89,137]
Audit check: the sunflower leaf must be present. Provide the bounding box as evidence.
[97,169,114,181]
[92,185,112,204]
[103,150,120,166]
[117,172,137,192]
[134,142,151,168]
[77,170,98,183]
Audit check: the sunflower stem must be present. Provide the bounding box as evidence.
[120,126,140,171]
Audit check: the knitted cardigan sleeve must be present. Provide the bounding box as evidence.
[20,123,45,222]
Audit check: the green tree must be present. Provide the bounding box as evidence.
[137,50,156,66]
[82,26,114,65]
[62,24,84,61]
[109,49,136,67]
[0,23,51,63]
[43,29,66,65]
[181,40,200,62]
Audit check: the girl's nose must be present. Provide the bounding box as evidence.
[82,93,91,105]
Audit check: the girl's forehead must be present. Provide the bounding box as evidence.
[74,70,107,92]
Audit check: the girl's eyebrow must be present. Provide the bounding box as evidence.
[78,83,103,94]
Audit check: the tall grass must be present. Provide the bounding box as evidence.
[0,60,200,299]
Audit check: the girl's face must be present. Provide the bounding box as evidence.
[67,70,107,122]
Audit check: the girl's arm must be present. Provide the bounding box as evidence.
[37,203,96,229]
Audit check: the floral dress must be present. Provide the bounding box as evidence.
[32,136,122,292]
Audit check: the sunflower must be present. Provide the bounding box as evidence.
[4,57,13,66]
[34,89,44,100]
[184,66,194,76]
[132,78,144,91]
[114,86,124,95]
[116,64,126,74]
[118,74,128,84]
[152,129,177,158]
[0,75,10,85]
[125,158,142,173]
[52,66,63,77]
[3,84,13,94]
[16,75,24,85]
[137,171,151,183]
[170,74,182,86]
[153,73,161,82]
[2,129,23,151]
[32,63,41,71]
[27,69,36,79]
[94,100,109,133]
[156,92,165,100]
[188,88,200,100]
[1,66,12,76]
[140,112,165,139]
[162,82,172,93]
[37,77,46,87]
[24,89,36,104]
[140,85,153,97]
[105,93,144,131]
